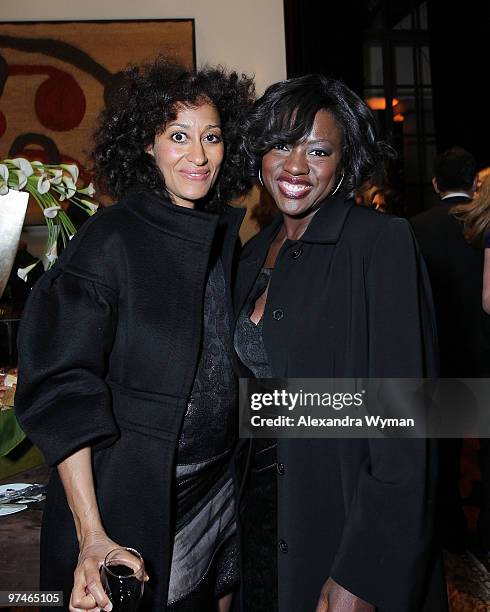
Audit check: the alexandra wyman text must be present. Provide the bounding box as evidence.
[250,415,415,428]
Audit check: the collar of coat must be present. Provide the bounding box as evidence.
[254,193,355,246]
[121,187,245,244]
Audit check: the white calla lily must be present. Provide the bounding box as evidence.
[62,176,77,189]
[37,174,51,194]
[79,182,95,197]
[49,169,63,185]
[60,164,79,183]
[0,163,9,181]
[13,170,28,190]
[17,261,39,282]
[45,241,58,265]
[61,176,77,199]
[0,164,9,195]
[43,205,62,218]
[80,199,99,214]
[2,158,98,266]
[11,158,34,176]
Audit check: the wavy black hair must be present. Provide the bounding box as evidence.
[244,74,392,197]
[91,57,255,211]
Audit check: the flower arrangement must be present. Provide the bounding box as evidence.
[0,158,98,467]
[0,157,98,276]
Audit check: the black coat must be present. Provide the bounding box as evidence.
[411,198,490,376]
[15,188,245,612]
[234,195,447,612]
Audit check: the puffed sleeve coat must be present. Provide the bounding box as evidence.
[15,188,244,612]
[234,195,447,612]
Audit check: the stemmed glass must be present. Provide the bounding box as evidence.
[100,547,145,612]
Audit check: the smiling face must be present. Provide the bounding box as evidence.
[261,109,344,218]
[147,102,224,208]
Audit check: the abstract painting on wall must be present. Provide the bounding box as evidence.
[0,20,195,222]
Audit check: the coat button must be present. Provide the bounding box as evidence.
[273,309,284,320]
[291,247,303,259]
[278,539,288,553]
[277,462,285,475]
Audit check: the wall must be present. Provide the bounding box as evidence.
[2,0,287,95]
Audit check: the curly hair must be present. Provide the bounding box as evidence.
[91,58,255,211]
[243,74,393,197]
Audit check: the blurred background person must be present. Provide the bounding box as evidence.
[411,147,480,376]
[453,173,490,569]
[354,180,401,214]
[412,148,490,558]
[476,166,490,195]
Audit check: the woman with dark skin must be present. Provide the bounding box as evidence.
[233,75,446,611]
[15,59,254,612]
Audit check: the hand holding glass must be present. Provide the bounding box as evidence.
[100,547,145,612]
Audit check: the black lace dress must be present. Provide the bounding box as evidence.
[234,268,278,612]
[167,249,239,610]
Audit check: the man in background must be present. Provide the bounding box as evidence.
[411,147,490,557]
[412,147,479,374]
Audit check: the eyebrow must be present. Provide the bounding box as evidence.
[167,122,222,129]
[305,138,334,145]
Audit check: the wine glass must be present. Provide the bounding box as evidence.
[100,547,145,612]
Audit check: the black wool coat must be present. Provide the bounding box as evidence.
[234,195,447,612]
[15,188,245,612]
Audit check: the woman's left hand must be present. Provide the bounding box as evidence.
[315,578,375,611]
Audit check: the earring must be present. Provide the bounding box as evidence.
[330,170,344,197]
[215,182,222,202]
[258,168,264,187]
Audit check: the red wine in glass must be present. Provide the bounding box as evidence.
[101,548,144,612]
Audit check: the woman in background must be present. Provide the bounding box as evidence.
[15,59,254,612]
[455,173,490,315]
[234,74,446,611]
[452,174,490,568]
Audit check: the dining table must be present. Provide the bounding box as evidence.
[0,463,50,595]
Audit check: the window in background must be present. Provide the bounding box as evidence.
[363,0,436,215]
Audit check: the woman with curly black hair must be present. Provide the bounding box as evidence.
[15,58,254,612]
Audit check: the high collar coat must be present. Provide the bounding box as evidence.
[15,188,245,611]
[234,195,447,612]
